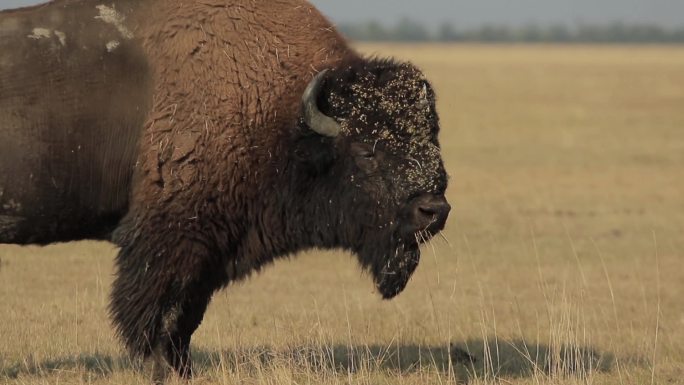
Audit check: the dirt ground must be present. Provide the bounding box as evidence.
[1,44,683,384]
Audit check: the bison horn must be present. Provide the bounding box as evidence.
[302,69,341,137]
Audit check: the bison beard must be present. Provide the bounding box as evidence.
[358,232,422,299]
[374,243,421,299]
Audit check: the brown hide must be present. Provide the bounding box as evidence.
[0,0,151,242]
[130,0,354,215]
[0,0,354,243]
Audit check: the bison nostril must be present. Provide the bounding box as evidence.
[405,194,451,234]
[418,206,437,218]
[419,201,450,217]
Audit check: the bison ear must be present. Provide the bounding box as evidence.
[375,67,396,86]
[366,60,399,86]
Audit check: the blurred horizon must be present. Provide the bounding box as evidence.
[313,0,684,30]
[3,0,684,29]
[3,0,684,43]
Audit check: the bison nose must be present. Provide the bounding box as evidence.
[408,194,451,233]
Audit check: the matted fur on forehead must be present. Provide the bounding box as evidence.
[316,58,446,196]
[318,58,440,150]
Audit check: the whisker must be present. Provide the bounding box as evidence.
[426,231,438,258]
[418,230,428,244]
[423,230,441,284]
[438,233,452,247]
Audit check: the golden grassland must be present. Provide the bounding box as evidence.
[1,44,683,384]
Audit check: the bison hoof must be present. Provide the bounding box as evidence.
[144,348,171,384]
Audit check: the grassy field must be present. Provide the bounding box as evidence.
[1,44,684,384]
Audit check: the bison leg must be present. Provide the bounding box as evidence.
[109,235,221,381]
[154,283,213,379]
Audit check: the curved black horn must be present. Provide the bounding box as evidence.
[302,69,341,137]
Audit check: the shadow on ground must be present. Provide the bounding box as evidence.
[0,352,131,379]
[0,339,614,381]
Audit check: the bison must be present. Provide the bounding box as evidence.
[0,0,451,380]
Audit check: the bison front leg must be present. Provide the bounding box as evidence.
[148,284,212,380]
[109,233,221,382]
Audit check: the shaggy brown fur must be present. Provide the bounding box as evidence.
[0,0,451,381]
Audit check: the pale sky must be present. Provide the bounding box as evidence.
[3,0,684,28]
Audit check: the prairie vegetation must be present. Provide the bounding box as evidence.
[1,44,683,384]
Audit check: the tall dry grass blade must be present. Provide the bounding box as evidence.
[592,239,624,385]
[650,231,661,385]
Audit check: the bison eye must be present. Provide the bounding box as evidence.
[351,142,379,172]
[351,143,376,159]
[359,149,374,159]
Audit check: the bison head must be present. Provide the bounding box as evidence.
[292,59,449,299]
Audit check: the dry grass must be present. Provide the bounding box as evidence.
[1,44,683,384]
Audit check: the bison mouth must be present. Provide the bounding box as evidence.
[357,194,450,299]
